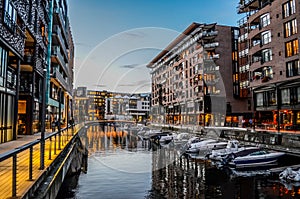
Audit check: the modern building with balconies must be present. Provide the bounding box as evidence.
[0,0,74,143]
[0,0,50,141]
[48,0,74,128]
[237,0,300,130]
[148,22,249,127]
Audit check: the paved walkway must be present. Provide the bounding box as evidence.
[0,126,80,199]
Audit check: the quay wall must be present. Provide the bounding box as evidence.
[25,128,88,199]
[152,124,300,155]
[207,129,300,155]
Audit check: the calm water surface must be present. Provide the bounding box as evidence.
[57,125,300,199]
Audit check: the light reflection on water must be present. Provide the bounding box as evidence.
[57,125,300,199]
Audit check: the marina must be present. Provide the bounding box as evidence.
[57,124,300,198]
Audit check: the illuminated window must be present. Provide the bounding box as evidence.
[284,19,297,37]
[285,39,299,57]
[283,0,296,18]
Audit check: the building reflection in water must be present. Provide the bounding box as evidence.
[75,125,300,199]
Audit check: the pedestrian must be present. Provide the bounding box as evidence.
[51,120,56,132]
[242,119,245,128]
[249,118,253,127]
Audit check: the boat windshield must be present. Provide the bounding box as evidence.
[249,151,268,156]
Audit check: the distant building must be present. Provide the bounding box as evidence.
[147,22,249,127]
[74,88,151,123]
[74,87,89,123]
[237,0,300,130]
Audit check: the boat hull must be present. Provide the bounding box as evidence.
[229,152,285,169]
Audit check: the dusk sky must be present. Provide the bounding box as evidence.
[69,0,242,93]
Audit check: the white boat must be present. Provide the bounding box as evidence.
[137,127,151,140]
[279,167,300,182]
[185,139,228,154]
[227,149,285,169]
[158,132,175,145]
[173,133,193,144]
[209,140,259,161]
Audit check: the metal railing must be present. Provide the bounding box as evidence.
[0,124,81,198]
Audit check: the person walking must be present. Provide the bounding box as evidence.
[51,119,57,132]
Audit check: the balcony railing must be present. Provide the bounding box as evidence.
[53,25,68,60]
[52,46,68,73]
[204,42,219,49]
[3,11,25,38]
[52,67,68,91]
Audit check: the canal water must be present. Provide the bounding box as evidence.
[57,125,300,199]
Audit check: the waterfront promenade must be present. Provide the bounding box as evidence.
[0,125,82,199]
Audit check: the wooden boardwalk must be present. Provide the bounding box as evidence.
[0,125,81,199]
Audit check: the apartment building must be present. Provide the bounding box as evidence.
[74,87,89,123]
[48,0,74,129]
[0,0,50,142]
[105,92,150,123]
[237,0,300,130]
[148,22,249,127]
[0,0,74,143]
[74,88,151,123]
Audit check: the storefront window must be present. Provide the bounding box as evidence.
[268,91,276,105]
[297,87,300,103]
[256,93,264,106]
[281,88,291,105]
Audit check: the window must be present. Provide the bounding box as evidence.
[284,19,297,37]
[4,0,17,31]
[283,0,296,18]
[286,39,299,57]
[256,93,264,107]
[0,47,8,87]
[281,88,290,105]
[286,60,300,77]
[261,31,271,45]
[262,49,272,63]
[268,91,277,105]
[297,87,300,103]
[263,66,273,79]
[260,13,270,28]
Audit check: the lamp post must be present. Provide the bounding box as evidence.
[40,68,47,170]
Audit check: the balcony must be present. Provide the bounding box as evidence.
[237,0,259,14]
[204,42,219,50]
[202,31,218,40]
[237,16,249,28]
[51,46,68,73]
[51,67,68,91]
[52,25,68,60]
[204,65,219,73]
[205,78,220,86]
[53,8,69,47]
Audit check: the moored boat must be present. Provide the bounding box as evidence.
[227,149,285,169]
[209,140,259,161]
[185,139,228,154]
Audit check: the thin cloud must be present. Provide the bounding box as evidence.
[93,84,107,87]
[75,42,93,47]
[119,64,139,69]
[118,80,150,87]
[124,31,145,38]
